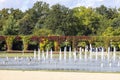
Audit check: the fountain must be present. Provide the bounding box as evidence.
[95,48,98,61]
[69,47,72,61]
[107,47,110,61]
[59,48,62,61]
[101,63,103,68]
[64,47,66,61]
[117,62,120,67]
[42,50,45,61]
[6,56,9,61]
[101,47,104,61]
[113,47,116,61]
[79,47,82,60]
[73,49,77,61]
[89,44,92,60]
[109,62,112,68]
[38,49,40,60]
[14,57,17,60]
[46,49,49,60]
[84,47,87,61]
[34,49,36,59]
[0,46,120,72]
[50,49,53,60]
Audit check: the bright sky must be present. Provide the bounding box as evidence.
[0,0,119,11]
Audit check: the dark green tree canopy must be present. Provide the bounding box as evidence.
[0,1,120,36]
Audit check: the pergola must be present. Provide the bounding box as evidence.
[0,36,120,52]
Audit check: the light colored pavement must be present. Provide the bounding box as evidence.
[0,70,120,80]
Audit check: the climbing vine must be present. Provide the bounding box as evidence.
[21,36,30,51]
[6,36,15,51]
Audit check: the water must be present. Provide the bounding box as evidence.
[113,47,116,61]
[50,49,52,60]
[34,49,36,59]
[89,44,92,60]
[107,47,110,61]
[73,49,76,61]
[0,47,120,72]
[95,48,98,61]
[46,49,49,60]
[64,47,66,61]
[101,48,104,61]
[42,50,45,61]
[79,47,82,60]
[69,47,72,61]
[38,49,40,60]
[59,48,62,61]
[84,47,87,61]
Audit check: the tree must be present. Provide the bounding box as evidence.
[2,15,18,35]
[44,4,77,36]
[0,8,10,34]
[95,5,119,35]
[96,5,118,19]
[73,6,101,35]
[17,13,33,35]
[111,15,120,28]
[9,8,23,20]
[0,8,9,20]
[113,28,120,36]
[102,27,114,36]
[33,28,52,36]
[27,1,49,29]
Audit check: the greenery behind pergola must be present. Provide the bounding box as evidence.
[0,36,120,52]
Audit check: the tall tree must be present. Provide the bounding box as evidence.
[44,4,77,35]
[27,1,49,29]
[111,15,120,28]
[0,8,10,34]
[9,8,23,20]
[73,6,101,35]
[2,15,18,35]
[102,27,114,36]
[17,13,33,35]
[96,5,118,19]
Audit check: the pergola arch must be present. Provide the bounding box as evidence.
[0,36,120,52]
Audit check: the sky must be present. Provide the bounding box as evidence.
[0,0,120,12]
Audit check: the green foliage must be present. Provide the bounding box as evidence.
[33,28,52,36]
[102,27,114,36]
[40,38,47,51]
[44,4,77,36]
[78,42,86,48]
[60,41,71,47]
[3,15,18,35]
[40,38,53,51]
[6,36,15,51]
[17,13,33,35]
[1,1,120,51]
[46,41,54,50]
[0,1,120,36]
[73,6,101,35]
[111,16,120,28]
[93,42,103,47]
[29,1,49,24]
[113,28,120,36]
[21,36,30,51]
[0,41,6,51]
[9,8,23,20]
[96,5,118,19]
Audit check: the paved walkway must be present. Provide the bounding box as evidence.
[0,70,120,80]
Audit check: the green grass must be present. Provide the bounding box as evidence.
[0,52,33,57]
[0,52,62,58]
[0,51,120,58]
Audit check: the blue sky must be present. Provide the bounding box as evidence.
[0,0,119,11]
